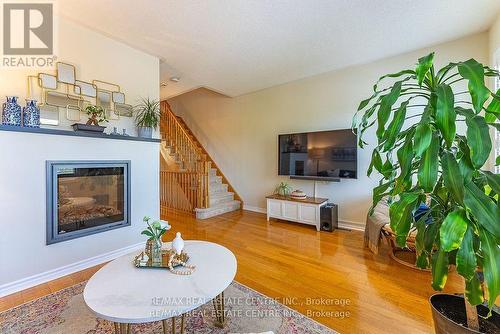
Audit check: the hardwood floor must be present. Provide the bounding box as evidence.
[0,210,466,333]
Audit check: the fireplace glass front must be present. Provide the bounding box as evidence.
[46,161,130,244]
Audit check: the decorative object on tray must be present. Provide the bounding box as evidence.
[72,105,108,133]
[274,181,292,196]
[2,96,22,126]
[135,97,159,138]
[22,99,40,128]
[133,247,195,275]
[172,232,185,254]
[141,216,171,265]
[290,189,307,200]
[138,218,196,275]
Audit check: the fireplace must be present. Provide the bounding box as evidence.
[46,161,131,244]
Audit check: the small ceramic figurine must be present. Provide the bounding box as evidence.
[172,232,184,255]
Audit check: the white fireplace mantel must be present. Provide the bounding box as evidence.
[0,129,160,296]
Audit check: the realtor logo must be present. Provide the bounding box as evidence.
[2,2,56,67]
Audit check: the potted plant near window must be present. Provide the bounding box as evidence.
[134,97,160,138]
[353,53,499,333]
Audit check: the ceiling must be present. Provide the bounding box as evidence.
[58,0,500,99]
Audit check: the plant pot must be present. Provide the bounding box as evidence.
[430,294,500,334]
[137,127,152,138]
[71,123,106,133]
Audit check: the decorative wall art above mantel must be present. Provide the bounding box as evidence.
[27,62,134,126]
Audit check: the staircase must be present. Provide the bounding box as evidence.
[159,101,242,219]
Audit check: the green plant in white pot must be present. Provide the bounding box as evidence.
[134,97,160,138]
[274,181,293,196]
[353,53,499,333]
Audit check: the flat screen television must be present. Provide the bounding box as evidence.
[278,129,357,180]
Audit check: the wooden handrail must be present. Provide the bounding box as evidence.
[160,102,204,172]
[160,100,242,213]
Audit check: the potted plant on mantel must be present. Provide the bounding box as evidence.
[353,53,499,333]
[72,105,108,132]
[134,97,160,138]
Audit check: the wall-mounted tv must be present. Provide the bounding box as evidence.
[278,129,357,180]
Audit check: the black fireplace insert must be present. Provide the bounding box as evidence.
[46,160,131,244]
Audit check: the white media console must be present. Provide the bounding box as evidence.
[266,194,328,231]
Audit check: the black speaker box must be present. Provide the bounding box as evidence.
[320,203,338,232]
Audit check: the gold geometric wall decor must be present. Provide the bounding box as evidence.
[26,61,134,125]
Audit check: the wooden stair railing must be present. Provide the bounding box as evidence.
[160,102,210,214]
[174,116,243,206]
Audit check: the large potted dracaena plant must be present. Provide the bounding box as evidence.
[353,53,499,334]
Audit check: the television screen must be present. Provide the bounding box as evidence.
[278,129,357,180]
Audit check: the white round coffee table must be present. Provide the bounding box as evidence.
[83,241,237,334]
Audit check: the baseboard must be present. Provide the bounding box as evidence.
[338,220,365,231]
[243,205,266,214]
[0,242,144,297]
[243,205,365,231]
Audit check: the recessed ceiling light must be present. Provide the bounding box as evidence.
[160,82,168,87]
[170,76,180,83]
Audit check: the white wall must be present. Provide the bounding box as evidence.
[168,33,489,228]
[0,17,160,136]
[0,132,160,291]
[490,13,500,63]
[0,17,160,294]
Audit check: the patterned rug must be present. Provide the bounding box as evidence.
[0,281,336,334]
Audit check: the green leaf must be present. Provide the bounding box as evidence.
[367,149,382,176]
[141,230,154,238]
[396,132,414,178]
[380,156,395,179]
[435,84,456,147]
[439,209,468,252]
[457,59,490,113]
[455,106,475,120]
[485,111,497,123]
[485,88,500,120]
[416,253,430,269]
[372,69,415,93]
[418,132,439,192]
[465,273,484,306]
[479,228,500,313]
[466,115,492,168]
[464,182,500,239]
[415,53,434,86]
[456,226,477,281]
[482,171,500,195]
[383,101,408,151]
[376,82,403,139]
[389,192,420,247]
[436,62,458,83]
[441,152,464,204]
[413,123,432,157]
[432,250,449,291]
[370,181,392,215]
[424,222,439,252]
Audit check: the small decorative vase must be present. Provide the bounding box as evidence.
[151,238,163,266]
[172,232,185,255]
[22,99,40,128]
[2,96,22,126]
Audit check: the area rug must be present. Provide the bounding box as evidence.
[0,281,336,334]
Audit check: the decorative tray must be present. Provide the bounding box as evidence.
[133,249,189,269]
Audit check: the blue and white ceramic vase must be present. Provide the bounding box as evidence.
[2,96,22,126]
[22,99,40,128]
